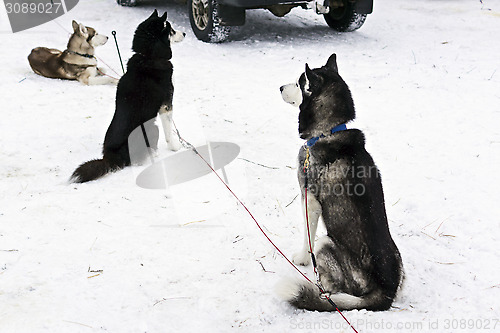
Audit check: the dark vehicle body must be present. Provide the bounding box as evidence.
[118,0,373,42]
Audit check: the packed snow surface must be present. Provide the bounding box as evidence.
[1,0,499,332]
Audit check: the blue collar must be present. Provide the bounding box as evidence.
[306,123,347,147]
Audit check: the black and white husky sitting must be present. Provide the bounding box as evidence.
[278,54,403,311]
[71,10,185,183]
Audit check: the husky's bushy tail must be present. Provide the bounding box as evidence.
[70,156,124,183]
[277,279,392,312]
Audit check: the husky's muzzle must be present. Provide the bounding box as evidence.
[280,82,303,106]
[90,33,109,47]
[170,29,186,43]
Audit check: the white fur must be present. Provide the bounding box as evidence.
[293,191,322,266]
[276,278,366,310]
[81,67,116,85]
[159,106,182,151]
[78,23,87,35]
[303,73,312,96]
[280,81,303,106]
[275,278,303,302]
[170,29,185,43]
[314,235,333,252]
[90,33,109,47]
[327,293,365,310]
[75,22,114,85]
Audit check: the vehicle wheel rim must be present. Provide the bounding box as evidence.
[329,5,347,20]
[192,0,210,30]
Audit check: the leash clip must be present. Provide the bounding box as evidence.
[171,120,199,154]
[309,252,328,299]
[303,146,310,171]
[315,280,330,300]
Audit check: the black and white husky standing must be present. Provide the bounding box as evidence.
[278,54,403,311]
[71,10,185,183]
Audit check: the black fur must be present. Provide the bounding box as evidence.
[298,55,355,139]
[71,10,175,183]
[283,54,402,311]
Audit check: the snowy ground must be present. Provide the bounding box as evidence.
[1,0,500,332]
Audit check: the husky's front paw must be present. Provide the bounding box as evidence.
[150,148,159,158]
[292,251,311,266]
[167,137,182,151]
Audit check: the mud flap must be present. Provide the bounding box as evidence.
[219,4,246,26]
[355,0,373,14]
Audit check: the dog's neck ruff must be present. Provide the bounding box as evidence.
[67,50,95,59]
[133,53,173,69]
[306,124,347,147]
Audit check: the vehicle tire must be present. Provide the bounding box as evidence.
[324,0,366,32]
[116,0,137,6]
[188,0,231,43]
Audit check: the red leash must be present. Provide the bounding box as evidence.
[172,123,359,333]
[97,68,120,81]
[303,147,359,333]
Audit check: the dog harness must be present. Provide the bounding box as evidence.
[306,123,347,147]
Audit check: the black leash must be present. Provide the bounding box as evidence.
[112,31,125,74]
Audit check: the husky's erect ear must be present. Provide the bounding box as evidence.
[305,64,322,86]
[325,53,338,72]
[78,23,88,36]
[160,11,168,21]
[72,20,79,32]
[150,9,159,18]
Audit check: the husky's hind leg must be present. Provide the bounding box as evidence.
[282,236,380,311]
